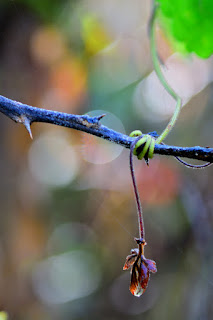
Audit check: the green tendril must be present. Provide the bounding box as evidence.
[129,130,156,161]
[150,3,182,144]
[129,3,183,163]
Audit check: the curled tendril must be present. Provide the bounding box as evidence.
[130,130,156,163]
[159,142,212,169]
[130,130,212,169]
[175,156,212,169]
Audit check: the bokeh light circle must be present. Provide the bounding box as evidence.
[32,250,102,304]
[47,222,97,255]
[28,132,78,187]
[81,110,125,164]
[133,54,211,122]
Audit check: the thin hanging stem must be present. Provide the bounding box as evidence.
[130,138,145,240]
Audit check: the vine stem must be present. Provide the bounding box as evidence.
[130,137,145,240]
[149,3,182,144]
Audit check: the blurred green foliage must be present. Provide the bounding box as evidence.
[16,0,69,21]
[156,0,213,58]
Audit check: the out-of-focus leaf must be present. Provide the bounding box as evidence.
[156,0,213,58]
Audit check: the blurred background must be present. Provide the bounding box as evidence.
[0,0,213,319]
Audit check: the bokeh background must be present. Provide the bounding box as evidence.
[0,1,213,319]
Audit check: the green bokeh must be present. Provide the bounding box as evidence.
[156,0,213,58]
[15,0,69,22]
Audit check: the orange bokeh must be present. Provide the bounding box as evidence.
[137,159,180,206]
[49,57,87,109]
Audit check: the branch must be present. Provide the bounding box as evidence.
[0,94,212,163]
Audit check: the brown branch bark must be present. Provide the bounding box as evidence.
[0,94,212,163]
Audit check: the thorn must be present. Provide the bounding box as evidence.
[22,116,33,139]
[97,114,106,121]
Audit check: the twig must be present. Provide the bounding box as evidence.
[0,94,212,163]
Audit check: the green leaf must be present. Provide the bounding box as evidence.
[156,0,213,58]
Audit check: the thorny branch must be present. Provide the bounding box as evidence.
[0,94,212,163]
